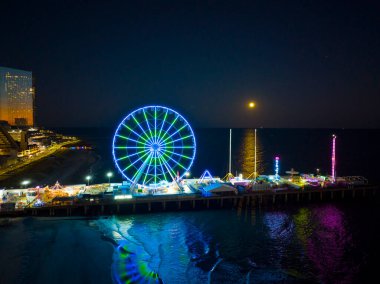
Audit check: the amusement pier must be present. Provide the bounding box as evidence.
[0,106,378,217]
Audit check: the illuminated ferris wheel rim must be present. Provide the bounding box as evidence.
[112,105,196,185]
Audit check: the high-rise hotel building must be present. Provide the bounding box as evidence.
[0,67,35,126]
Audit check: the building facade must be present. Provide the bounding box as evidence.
[0,67,34,126]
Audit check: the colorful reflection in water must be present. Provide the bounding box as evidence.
[236,129,265,177]
[96,203,367,283]
[112,242,162,284]
[306,205,357,284]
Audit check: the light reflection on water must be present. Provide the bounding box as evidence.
[97,203,365,283]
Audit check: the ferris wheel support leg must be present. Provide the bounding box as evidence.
[130,156,151,192]
[159,155,183,191]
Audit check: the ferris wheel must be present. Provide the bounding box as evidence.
[112,106,196,186]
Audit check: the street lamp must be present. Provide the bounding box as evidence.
[86,175,92,186]
[106,172,113,184]
[21,180,30,188]
[185,172,190,178]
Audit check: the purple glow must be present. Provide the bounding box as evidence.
[331,135,336,182]
[306,205,356,283]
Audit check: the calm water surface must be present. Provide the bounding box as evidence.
[95,201,379,283]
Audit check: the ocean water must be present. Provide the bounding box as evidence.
[1,128,379,283]
[55,128,380,185]
[94,201,379,284]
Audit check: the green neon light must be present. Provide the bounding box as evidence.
[142,154,154,185]
[161,151,187,170]
[130,152,152,181]
[122,124,149,143]
[169,134,193,144]
[158,154,177,179]
[161,124,187,144]
[132,114,152,142]
[123,150,150,171]
[158,115,178,144]
[162,148,192,160]
[156,155,169,182]
[117,148,147,161]
[116,134,146,146]
[164,146,194,149]
[142,109,154,141]
[154,107,157,142]
[156,109,169,142]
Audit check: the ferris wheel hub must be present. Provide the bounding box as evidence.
[150,143,160,152]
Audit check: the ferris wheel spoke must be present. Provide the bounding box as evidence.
[142,153,154,185]
[142,108,155,142]
[154,107,157,143]
[156,108,169,143]
[161,151,188,171]
[122,123,149,143]
[167,134,193,145]
[131,114,153,143]
[161,148,193,160]
[163,145,195,149]
[116,148,147,161]
[160,124,188,145]
[156,154,169,182]
[130,152,153,184]
[157,115,179,144]
[122,150,151,172]
[158,154,177,181]
[116,134,146,146]
[115,146,148,149]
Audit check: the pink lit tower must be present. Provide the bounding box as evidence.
[331,134,337,182]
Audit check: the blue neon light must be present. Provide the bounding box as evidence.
[112,105,197,186]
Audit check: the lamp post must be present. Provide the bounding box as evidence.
[21,180,30,189]
[106,172,113,184]
[86,175,91,186]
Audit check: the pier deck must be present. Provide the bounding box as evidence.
[0,185,378,217]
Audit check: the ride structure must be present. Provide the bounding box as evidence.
[112,106,196,191]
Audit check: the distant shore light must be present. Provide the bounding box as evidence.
[248,102,255,108]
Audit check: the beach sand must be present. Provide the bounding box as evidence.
[0,149,101,188]
[0,217,113,284]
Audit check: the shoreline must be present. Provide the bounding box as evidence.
[0,145,100,188]
[0,139,80,179]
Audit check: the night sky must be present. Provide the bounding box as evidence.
[1,0,379,128]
